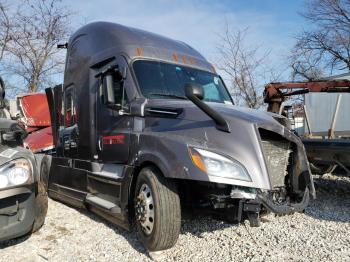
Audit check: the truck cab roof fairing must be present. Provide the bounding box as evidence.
[66,21,214,75]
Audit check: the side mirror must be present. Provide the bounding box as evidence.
[185,83,204,100]
[96,65,128,110]
[100,66,125,106]
[0,119,27,144]
[103,72,116,105]
[0,77,5,100]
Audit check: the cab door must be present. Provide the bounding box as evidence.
[95,56,131,163]
[49,85,87,207]
[83,57,132,217]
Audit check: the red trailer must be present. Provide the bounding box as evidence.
[10,93,54,153]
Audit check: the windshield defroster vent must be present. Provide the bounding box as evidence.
[145,107,183,118]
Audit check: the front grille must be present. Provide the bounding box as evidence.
[259,130,292,188]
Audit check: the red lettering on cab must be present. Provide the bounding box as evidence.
[103,135,125,145]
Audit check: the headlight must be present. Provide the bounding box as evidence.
[189,147,251,181]
[0,158,32,189]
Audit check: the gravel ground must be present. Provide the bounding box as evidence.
[1,174,349,262]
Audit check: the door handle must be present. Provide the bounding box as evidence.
[97,136,103,151]
[64,139,70,150]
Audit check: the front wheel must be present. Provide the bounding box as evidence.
[134,167,181,251]
[32,156,51,232]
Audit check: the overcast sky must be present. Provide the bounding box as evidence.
[65,0,306,80]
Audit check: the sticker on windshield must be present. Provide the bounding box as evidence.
[0,149,18,158]
[214,77,219,85]
[175,66,182,71]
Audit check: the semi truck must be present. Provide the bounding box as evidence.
[0,77,47,242]
[41,22,315,251]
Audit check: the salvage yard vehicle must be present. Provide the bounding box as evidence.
[0,77,48,242]
[42,22,315,251]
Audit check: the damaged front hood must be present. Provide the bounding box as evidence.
[209,103,284,128]
[147,99,286,134]
[144,99,311,191]
[209,103,294,140]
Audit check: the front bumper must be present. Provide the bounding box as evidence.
[0,185,35,242]
[200,183,311,225]
[256,187,310,215]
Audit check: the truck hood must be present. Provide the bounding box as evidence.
[142,99,309,191]
[0,145,35,166]
[146,99,286,134]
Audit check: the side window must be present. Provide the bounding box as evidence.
[64,87,76,127]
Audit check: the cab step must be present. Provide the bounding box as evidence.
[85,194,121,214]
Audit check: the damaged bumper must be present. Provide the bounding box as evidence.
[205,184,311,226]
[256,187,310,215]
[0,185,35,242]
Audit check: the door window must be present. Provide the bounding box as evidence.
[64,87,76,127]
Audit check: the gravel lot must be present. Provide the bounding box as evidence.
[1,173,349,262]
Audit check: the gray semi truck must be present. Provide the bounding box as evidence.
[0,77,47,242]
[41,22,315,251]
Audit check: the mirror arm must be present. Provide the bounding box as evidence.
[189,95,230,132]
[185,83,230,133]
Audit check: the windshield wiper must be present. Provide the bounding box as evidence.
[148,93,188,100]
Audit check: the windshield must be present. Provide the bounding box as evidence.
[133,60,233,104]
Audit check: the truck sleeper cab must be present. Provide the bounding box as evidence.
[43,22,315,251]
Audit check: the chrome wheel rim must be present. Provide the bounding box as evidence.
[135,183,155,235]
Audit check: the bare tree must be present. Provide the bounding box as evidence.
[291,0,350,80]
[290,60,324,81]
[216,27,277,109]
[0,1,11,61]
[4,0,72,92]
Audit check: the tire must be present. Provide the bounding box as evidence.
[40,156,52,190]
[134,166,181,251]
[32,181,48,232]
[32,156,51,232]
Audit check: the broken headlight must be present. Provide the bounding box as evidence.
[189,147,251,181]
[0,158,33,189]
